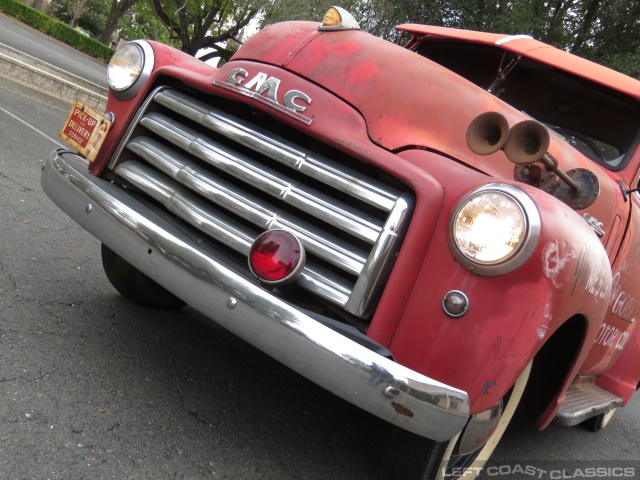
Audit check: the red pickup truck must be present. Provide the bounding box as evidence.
[42,6,640,479]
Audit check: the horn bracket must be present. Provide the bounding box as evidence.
[466,112,592,209]
[515,166,599,209]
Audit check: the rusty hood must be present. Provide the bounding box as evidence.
[232,22,600,178]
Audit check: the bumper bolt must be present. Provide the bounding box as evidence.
[383,386,397,398]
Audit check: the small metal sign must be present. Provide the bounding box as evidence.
[59,101,112,162]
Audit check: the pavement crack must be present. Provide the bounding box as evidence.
[0,327,88,340]
[0,171,35,192]
[6,272,18,290]
[187,409,212,427]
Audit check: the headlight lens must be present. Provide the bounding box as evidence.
[450,185,540,275]
[453,192,525,263]
[108,42,144,91]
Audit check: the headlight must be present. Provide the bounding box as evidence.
[449,184,540,276]
[107,41,154,99]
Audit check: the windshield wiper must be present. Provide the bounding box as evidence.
[488,52,522,95]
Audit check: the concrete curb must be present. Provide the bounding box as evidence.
[0,42,107,112]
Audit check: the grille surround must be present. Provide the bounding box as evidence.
[108,86,414,318]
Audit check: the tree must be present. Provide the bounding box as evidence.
[150,0,267,62]
[69,0,90,27]
[353,0,450,40]
[99,0,140,44]
[567,0,640,78]
[31,0,47,12]
[429,0,640,78]
[260,0,450,40]
[118,0,179,45]
[258,0,639,77]
[260,0,339,27]
[49,0,110,35]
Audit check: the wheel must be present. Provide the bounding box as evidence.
[101,243,186,309]
[583,408,616,432]
[384,362,531,480]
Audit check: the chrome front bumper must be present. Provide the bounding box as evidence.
[42,149,470,441]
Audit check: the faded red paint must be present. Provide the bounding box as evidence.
[86,20,640,431]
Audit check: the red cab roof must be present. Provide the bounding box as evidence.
[396,24,640,100]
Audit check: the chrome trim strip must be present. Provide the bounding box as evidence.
[495,34,533,46]
[140,112,383,244]
[346,194,414,316]
[42,150,469,441]
[115,160,352,307]
[124,139,367,277]
[108,86,171,170]
[154,89,399,212]
[115,160,255,251]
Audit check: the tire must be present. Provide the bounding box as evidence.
[101,243,186,310]
[583,408,616,432]
[384,362,532,480]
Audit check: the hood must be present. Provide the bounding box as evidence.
[233,22,599,180]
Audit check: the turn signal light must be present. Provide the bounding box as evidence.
[319,6,361,31]
[322,7,342,27]
[249,230,305,285]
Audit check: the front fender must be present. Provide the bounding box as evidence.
[388,150,611,414]
[89,41,217,176]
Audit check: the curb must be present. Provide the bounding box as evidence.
[0,41,107,112]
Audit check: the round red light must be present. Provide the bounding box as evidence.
[249,230,305,284]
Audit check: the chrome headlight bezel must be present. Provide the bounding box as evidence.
[107,40,154,100]
[448,184,541,276]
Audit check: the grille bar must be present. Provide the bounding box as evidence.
[126,137,368,276]
[115,160,353,307]
[155,89,400,212]
[346,195,413,316]
[109,86,414,317]
[140,113,383,244]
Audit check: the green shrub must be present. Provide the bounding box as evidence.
[0,0,114,62]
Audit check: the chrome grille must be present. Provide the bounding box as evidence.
[109,86,414,317]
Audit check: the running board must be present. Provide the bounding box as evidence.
[554,380,623,426]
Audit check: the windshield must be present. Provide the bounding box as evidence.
[414,40,640,171]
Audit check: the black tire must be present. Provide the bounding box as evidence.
[101,243,186,310]
[583,408,616,432]
[384,429,449,480]
[384,363,531,480]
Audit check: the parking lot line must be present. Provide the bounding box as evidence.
[0,105,65,147]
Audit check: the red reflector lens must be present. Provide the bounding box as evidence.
[249,230,305,284]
